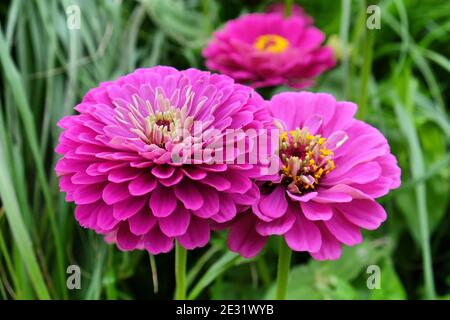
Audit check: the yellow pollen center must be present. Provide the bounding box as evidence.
[254,34,289,53]
[279,127,335,194]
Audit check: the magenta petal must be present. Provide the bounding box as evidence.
[143,225,174,254]
[113,196,147,220]
[258,186,288,219]
[97,205,119,230]
[336,199,387,230]
[301,201,333,221]
[225,172,253,194]
[302,114,323,135]
[174,181,204,210]
[151,165,175,179]
[256,208,296,236]
[286,191,317,202]
[323,162,381,185]
[313,190,352,203]
[75,202,99,225]
[73,184,104,205]
[177,217,210,250]
[285,214,321,252]
[311,224,342,260]
[181,167,207,180]
[116,223,141,251]
[324,210,362,246]
[230,183,260,205]
[159,169,183,187]
[211,194,237,223]
[325,130,348,151]
[201,174,231,191]
[128,207,157,235]
[159,205,191,237]
[128,173,157,196]
[102,182,131,205]
[227,214,267,258]
[149,186,177,217]
[192,188,219,218]
[108,167,141,183]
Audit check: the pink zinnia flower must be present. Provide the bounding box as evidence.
[55,66,272,254]
[228,92,401,260]
[202,12,335,89]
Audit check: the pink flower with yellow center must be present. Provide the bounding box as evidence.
[202,12,335,89]
[55,66,273,254]
[227,92,401,260]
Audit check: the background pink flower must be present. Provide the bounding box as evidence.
[55,66,272,254]
[228,92,401,260]
[203,12,335,89]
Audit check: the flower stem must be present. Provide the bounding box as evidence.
[284,0,294,17]
[275,238,292,300]
[175,241,187,300]
[358,28,375,120]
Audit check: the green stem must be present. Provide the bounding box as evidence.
[284,0,294,17]
[175,241,187,300]
[339,0,351,99]
[358,29,375,119]
[275,239,292,300]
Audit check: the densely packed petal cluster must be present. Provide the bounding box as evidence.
[227,92,401,260]
[55,66,272,254]
[203,12,335,89]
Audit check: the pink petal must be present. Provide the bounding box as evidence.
[227,214,267,258]
[301,201,333,221]
[128,207,157,235]
[285,213,321,252]
[158,205,191,237]
[128,173,157,196]
[177,217,210,249]
[144,225,174,254]
[102,182,131,205]
[181,167,207,180]
[192,188,219,218]
[200,174,231,191]
[336,199,387,230]
[108,167,141,183]
[255,207,296,236]
[174,181,204,210]
[258,186,288,219]
[211,194,237,223]
[149,186,177,217]
[324,210,362,246]
[313,190,352,203]
[286,191,317,202]
[151,165,175,179]
[96,205,119,230]
[311,224,342,260]
[116,222,141,251]
[302,114,323,135]
[113,196,147,220]
[73,183,104,205]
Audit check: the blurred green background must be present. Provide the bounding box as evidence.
[0,0,449,300]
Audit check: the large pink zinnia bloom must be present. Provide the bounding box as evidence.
[202,12,335,89]
[55,66,272,254]
[228,92,401,260]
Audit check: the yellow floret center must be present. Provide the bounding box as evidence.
[279,127,335,194]
[254,34,289,53]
